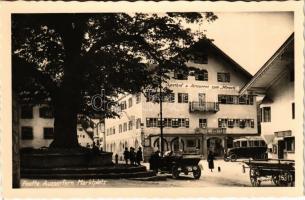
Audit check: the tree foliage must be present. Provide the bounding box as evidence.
[12,12,217,147]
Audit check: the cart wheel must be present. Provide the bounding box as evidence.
[249,168,261,187]
[193,165,201,179]
[172,166,180,179]
[272,175,281,186]
[279,171,294,186]
[230,154,237,162]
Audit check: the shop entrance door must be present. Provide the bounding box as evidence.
[278,140,285,159]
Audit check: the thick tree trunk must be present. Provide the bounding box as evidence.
[49,17,85,148]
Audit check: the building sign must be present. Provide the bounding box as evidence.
[166,83,239,91]
[274,130,292,137]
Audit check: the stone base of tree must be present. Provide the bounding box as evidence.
[21,164,157,179]
[20,148,113,168]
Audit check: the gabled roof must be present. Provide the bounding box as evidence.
[189,38,253,80]
[239,33,294,95]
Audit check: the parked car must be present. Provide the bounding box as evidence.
[149,151,202,179]
[224,137,268,162]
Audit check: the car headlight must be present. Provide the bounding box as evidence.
[193,166,198,170]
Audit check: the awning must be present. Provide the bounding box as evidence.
[262,134,275,144]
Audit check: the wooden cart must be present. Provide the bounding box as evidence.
[242,159,295,187]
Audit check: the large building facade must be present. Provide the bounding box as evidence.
[240,33,295,160]
[105,41,258,160]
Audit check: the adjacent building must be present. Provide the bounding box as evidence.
[240,33,295,160]
[19,105,103,149]
[105,40,259,160]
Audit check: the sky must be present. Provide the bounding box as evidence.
[196,12,294,75]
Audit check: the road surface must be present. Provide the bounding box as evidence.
[21,159,276,188]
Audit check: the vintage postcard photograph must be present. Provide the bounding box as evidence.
[0,1,304,198]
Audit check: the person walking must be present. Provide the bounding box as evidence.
[207,151,215,172]
[123,147,130,165]
[136,147,143,165]
[129,147,135,165]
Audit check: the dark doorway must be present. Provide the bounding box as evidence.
[278,140,285,159]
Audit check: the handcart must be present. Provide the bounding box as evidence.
[242,159,295,187]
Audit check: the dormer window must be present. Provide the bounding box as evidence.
[217,72,230,82]
[193,54,208,64]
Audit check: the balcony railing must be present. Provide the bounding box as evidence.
[195,127,226,134]
[189,101,219,113]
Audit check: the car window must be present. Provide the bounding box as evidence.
[241,141,247,147]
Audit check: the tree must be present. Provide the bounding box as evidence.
[12,13,217,148]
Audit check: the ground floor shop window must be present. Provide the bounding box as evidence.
[186,139,196,148]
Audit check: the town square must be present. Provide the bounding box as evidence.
[1,1,303,195]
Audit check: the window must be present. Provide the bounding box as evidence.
[292,103,295,119]
[21,106,33,119]
[239,119,246,128]
[238,96,246,104]
[185,118,189,128]
[43,127,54,139]
[136,93,141,104]
[186,139,196,147]
[171,118,179,128]
[218,95,253,105]
[164,118,172,127]
[285,137,295,152]
[123,123,127,132]
[262,107,271,122]
[21,126,33,140]
[178,93,188,103]
[199,119,207,128]
[121,101,127,110]
[128,121,133,130]
[136,118,141,129]
[162,93,175,103]
[217,72,230,82]
[128,98,133,108]
[234,141,240,148]
[218,95,227,104]
[250,119,255,128]
[113,127,116,134]
[146,118,157,127]
[227,96,234,104]
[218,119,227,128]
[195,70,208,81]
[174,71,188,80]
[193,54,208,64]
[119,124,122,133]
[228,119,234,128]
[241,141,247,147]
[39,106,53,118]
[254,140,260,147]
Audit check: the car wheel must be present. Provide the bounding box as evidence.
[230,154,237,162]
[193,165,201,179]
[172,166,180,179]
[224,156,230,162]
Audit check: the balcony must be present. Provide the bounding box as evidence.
[189,101,219,113]
[195,127,226,134]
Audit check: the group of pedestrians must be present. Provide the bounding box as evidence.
[123,147,143,166]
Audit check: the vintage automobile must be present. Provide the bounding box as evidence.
[224,137,268,162]
[149,151,202,179]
